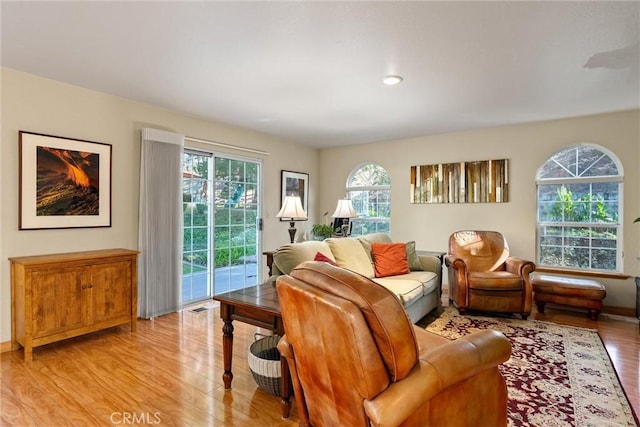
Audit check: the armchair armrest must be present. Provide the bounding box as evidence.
[444,254,467,271]
[363,330,511,427]
[505,257,536,315]
[444,255,470,308]
[505,257,536,276]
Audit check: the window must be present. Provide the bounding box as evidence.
[536,144,623,272]
[346,163,390,236]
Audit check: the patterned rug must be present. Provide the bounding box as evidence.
[422,308,638,427]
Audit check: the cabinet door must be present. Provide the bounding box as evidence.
[31,267,89,338]
[90,260,132,323]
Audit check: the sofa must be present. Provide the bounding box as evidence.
[268,233,442,323]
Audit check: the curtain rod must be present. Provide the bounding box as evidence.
[184,136,270,156]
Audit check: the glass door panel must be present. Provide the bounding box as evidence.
[182,151,213,304]
[183,152,261,302]
[213,158,260,294]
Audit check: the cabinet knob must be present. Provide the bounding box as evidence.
[82,284,87,289]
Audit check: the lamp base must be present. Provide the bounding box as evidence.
[341,219,350,237]
[287,221,297,243]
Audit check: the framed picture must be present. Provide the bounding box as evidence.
[280,170,309,220]
[19,131,112,230]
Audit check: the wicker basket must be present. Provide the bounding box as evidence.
[248,334,282,396]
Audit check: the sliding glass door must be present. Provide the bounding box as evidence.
[182,151,261,303]
[212,157,260,295]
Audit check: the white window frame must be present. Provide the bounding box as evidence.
[346,163,391,236]
[535,144,623,273]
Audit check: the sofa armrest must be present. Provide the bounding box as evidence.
[418,254,442,291]
[418,255,441,276]
[363,329,511,427]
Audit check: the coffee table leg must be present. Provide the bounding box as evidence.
[220,305,234,390]
[280,356,291,418]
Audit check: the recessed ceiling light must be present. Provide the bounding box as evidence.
[383,75,403,86]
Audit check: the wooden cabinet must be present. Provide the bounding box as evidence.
[10,249,138,361]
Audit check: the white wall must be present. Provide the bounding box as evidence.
[319,110,640,309]
[0,68,319,343]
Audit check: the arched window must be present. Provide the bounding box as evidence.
[536,144,623,272]
[346,163,390,236]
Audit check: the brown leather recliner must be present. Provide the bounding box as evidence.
[445,230,536,319]
[276,261,511,427]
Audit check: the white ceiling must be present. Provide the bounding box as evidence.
[1,1,639,148]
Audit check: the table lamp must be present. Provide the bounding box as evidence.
[331,198,357,237]
[276,196,308,243]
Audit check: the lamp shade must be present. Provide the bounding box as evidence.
[276,196,308,221]
[331,199,357,218]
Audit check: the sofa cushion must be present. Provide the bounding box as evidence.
[358,232,394,245]
[274,241,334,275]
[326,238,375,278]
[357,233,393,262]
[372,277,423,307]
[371,242,410,277]
[412,271,439,294]
[381,271,439,295]
[405,241,423,271]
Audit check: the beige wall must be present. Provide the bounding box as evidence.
[0,68,319,343]
[1,68,638,346]
[319,110,640,309]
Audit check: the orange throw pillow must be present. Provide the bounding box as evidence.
[371,242,410,278]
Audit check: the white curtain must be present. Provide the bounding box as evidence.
[138,128,184,319]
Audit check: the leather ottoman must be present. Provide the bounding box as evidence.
[532,274,607,320]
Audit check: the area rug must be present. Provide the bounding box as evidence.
[423,308,638,427]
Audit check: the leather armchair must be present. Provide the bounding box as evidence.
[445,230,536,319]
[276,261,511,427]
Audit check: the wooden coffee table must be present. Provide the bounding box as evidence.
[212,284,292,418]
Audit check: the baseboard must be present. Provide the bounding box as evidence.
[0,340,15,354]
[602,305,636,318]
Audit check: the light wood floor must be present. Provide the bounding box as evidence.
[1,302,638,426]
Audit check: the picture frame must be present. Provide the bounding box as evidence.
[19,131,112,230]
[280,170,309,220]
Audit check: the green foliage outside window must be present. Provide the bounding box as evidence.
[546,187,618,224]
[183,152,259,274]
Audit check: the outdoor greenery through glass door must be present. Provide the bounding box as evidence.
[183,151,260,304]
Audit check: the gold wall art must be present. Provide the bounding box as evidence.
[410,159,508,204]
